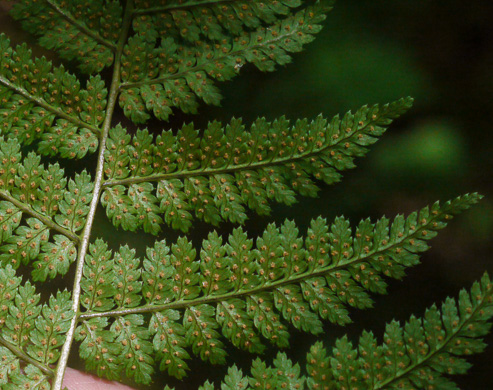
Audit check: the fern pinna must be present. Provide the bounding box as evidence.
[0,0,490,389]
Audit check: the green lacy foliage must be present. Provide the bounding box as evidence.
[0,34,105,158]
[175,273,493,390]
[102,98,412,234]
[73,194,480,383]
[10,0,121,74]
[0,0,490,389]
[0,265,74,388]
[120,0,329,123]
[0,135,93,278]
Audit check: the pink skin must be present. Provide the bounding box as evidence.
[62,368,136,390]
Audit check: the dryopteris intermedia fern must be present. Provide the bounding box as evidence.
[0,0,490,389]
[188,273,493,390]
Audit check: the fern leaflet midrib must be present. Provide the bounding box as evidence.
[0,74,101,136]
[0,334,53,376]
[0,189,80,243]
[45,0,117,51]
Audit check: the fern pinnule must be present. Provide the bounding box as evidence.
[10,0,121,73]
[196,272,493,390]
[102,97,413,234]
[132,0,305,41]
[0,34,105,157]
[0,268,74,389]
[120,0,332,123]
[0,135,94,278]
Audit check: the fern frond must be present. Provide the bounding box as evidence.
[10,0,120,73]
[0,266,74,383]
[0,137,92,236]
[192,353,304,390]
[0,217,51,270]
[31,235,77,282]
[119,0,331,122]
[75,317,121,381]
[306,272,493,390]
[102,98,413,234]
[133,0,305,41]
[0,35,105,158]
[0,346,20,387]
[0,137,96,279]
[76,194,478,382]
[2,365,51,390]
[197,353,304,390]
[0,0,488,387]
[184,272,493,390]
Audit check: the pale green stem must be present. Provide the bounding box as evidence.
[50,1,134,388]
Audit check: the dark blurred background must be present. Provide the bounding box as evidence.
[1,0,492,388]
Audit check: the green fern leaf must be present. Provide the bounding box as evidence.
[306,341,334,390]
[247,293,290,348]
[199,231,231,297]
[38,121,99,159]
[54,171,94,233]
[133,0,305,43]
[0,347,20,386]
[111,314,154,384]
[102,98,413,234]
[10,0,120,74]
[307,272,493,389]
[3,282,41,348]
[113,245,143,308]
[26,290,73,365]
[213,352,304,390]
[150,310,190,380]
[0,1,490,388]
[184,304,227,365]
[3,364,51,390]
[142,240,173,304]
[119,0,332,122]
[75,317,121,380]
[77,194,479,381]
[80,239,116,312]
[218,365,249,390]
[0,35,104,158]
[206,272,493,390]
[0,265,22,329]
[0,218,50,269]
[217,298,265,354]
[0,273,73,384]
[0,201,22,243]
[32,235,77,282]
[0,138,89,276]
